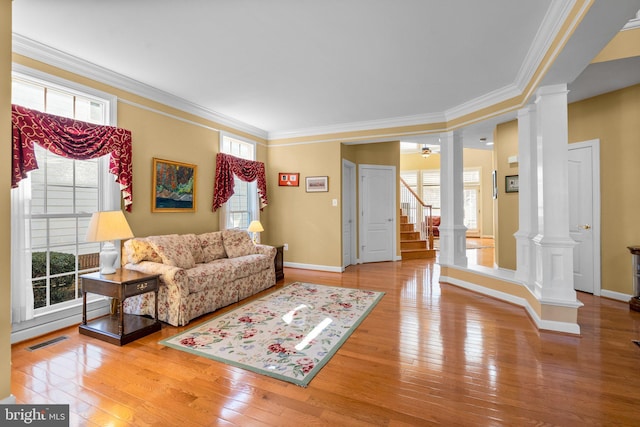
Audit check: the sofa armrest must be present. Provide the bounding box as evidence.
[124,261,189,298]
[255,244,277,260]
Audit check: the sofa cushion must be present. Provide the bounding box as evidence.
[198,231,227,262]
[225,254,272,279]
[184,260,234,293]
[183,233,205,264]
[124,238,162,264]
[222,228,257,258]
[147,235,196,269]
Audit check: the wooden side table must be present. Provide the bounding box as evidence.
[79,269,161,345]
[628,246,640,311]
[272,245,284,281]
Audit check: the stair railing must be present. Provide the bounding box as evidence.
[400,177,434,249]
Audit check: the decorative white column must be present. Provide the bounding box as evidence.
[532,84,577,302]
[439,130,467,267]
[514,105,538,291]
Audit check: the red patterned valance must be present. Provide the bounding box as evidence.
[11,104,134,211]
[212,153,267,211]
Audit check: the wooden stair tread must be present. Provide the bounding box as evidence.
[401,248,436,259]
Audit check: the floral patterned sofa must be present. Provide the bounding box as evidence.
[121,229,276,326]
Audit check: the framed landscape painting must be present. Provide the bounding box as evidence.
[152,158,197,212]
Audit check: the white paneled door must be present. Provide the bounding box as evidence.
[568,140,601,294]
[359,164,396,263]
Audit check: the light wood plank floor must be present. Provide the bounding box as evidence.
[10,246,640,426]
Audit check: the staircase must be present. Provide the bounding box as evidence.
[400,211,436,260]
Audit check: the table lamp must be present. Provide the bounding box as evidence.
[247,220,264,243]
[85,210,134,274]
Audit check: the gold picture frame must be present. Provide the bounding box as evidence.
[152,158,197,212]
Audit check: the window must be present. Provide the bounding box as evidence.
[421,168,482,233]
[11,69,118,328]
[462,169,481,234]
[422,170,441,217]
[219,132,258,230]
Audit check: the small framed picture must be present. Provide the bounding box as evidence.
[505,175,519,193]
[306,176,328,192]
[278,172,300,186]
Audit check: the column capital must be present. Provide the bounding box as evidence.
[517,103,536,118]
[535,83,569,100]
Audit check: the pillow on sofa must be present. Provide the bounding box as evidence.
[146,235,196,269]
[198,231,227,262]
[183,233,205,264]
[222,228,257,258]
[124,238,162,264]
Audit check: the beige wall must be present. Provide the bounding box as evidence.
[592,27,640,63]
[400,148,495,237]
[264,140,401,267]
[568,83,640,294]
[494,121,519,270]
[117,103,221,236]
[1,0,12,402]
[265,141,343,267]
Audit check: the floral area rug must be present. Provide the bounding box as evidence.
[159,282,384,387]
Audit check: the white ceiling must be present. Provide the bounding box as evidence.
[11,0,640,149]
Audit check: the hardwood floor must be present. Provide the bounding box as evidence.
[11,247,640,426]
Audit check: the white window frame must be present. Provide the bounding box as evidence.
[421,167,482,232]
[11,66,120,343]
[218,131,259,231]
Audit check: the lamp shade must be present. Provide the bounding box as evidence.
[247,220,264,233]
[85,210,134,242]
[85,211,134,275]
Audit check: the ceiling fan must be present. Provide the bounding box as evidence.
[421,144,440,158]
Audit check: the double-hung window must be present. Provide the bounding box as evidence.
[219,132,258,230]
[11,69,118,339]
[421,168,482,235]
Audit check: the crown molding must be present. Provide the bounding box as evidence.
[11,33,268,140]
[445,0,575,122]
[623,11,640,31]
[269,1,574,141]
[267,111,446,141]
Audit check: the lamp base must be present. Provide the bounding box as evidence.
[99,241,118,275]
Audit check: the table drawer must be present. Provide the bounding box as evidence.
[123,279,157,298]
[82,279,120,298]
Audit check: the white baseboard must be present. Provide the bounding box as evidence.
[600,289,631,302]
[11,304,110,344]
[284,262,344,273]
[441,274,581,335]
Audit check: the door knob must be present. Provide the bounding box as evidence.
[578,224,591,230]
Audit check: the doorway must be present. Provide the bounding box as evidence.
[359,164,396,263]
[342,159,357,268]
[568,139,601,295]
